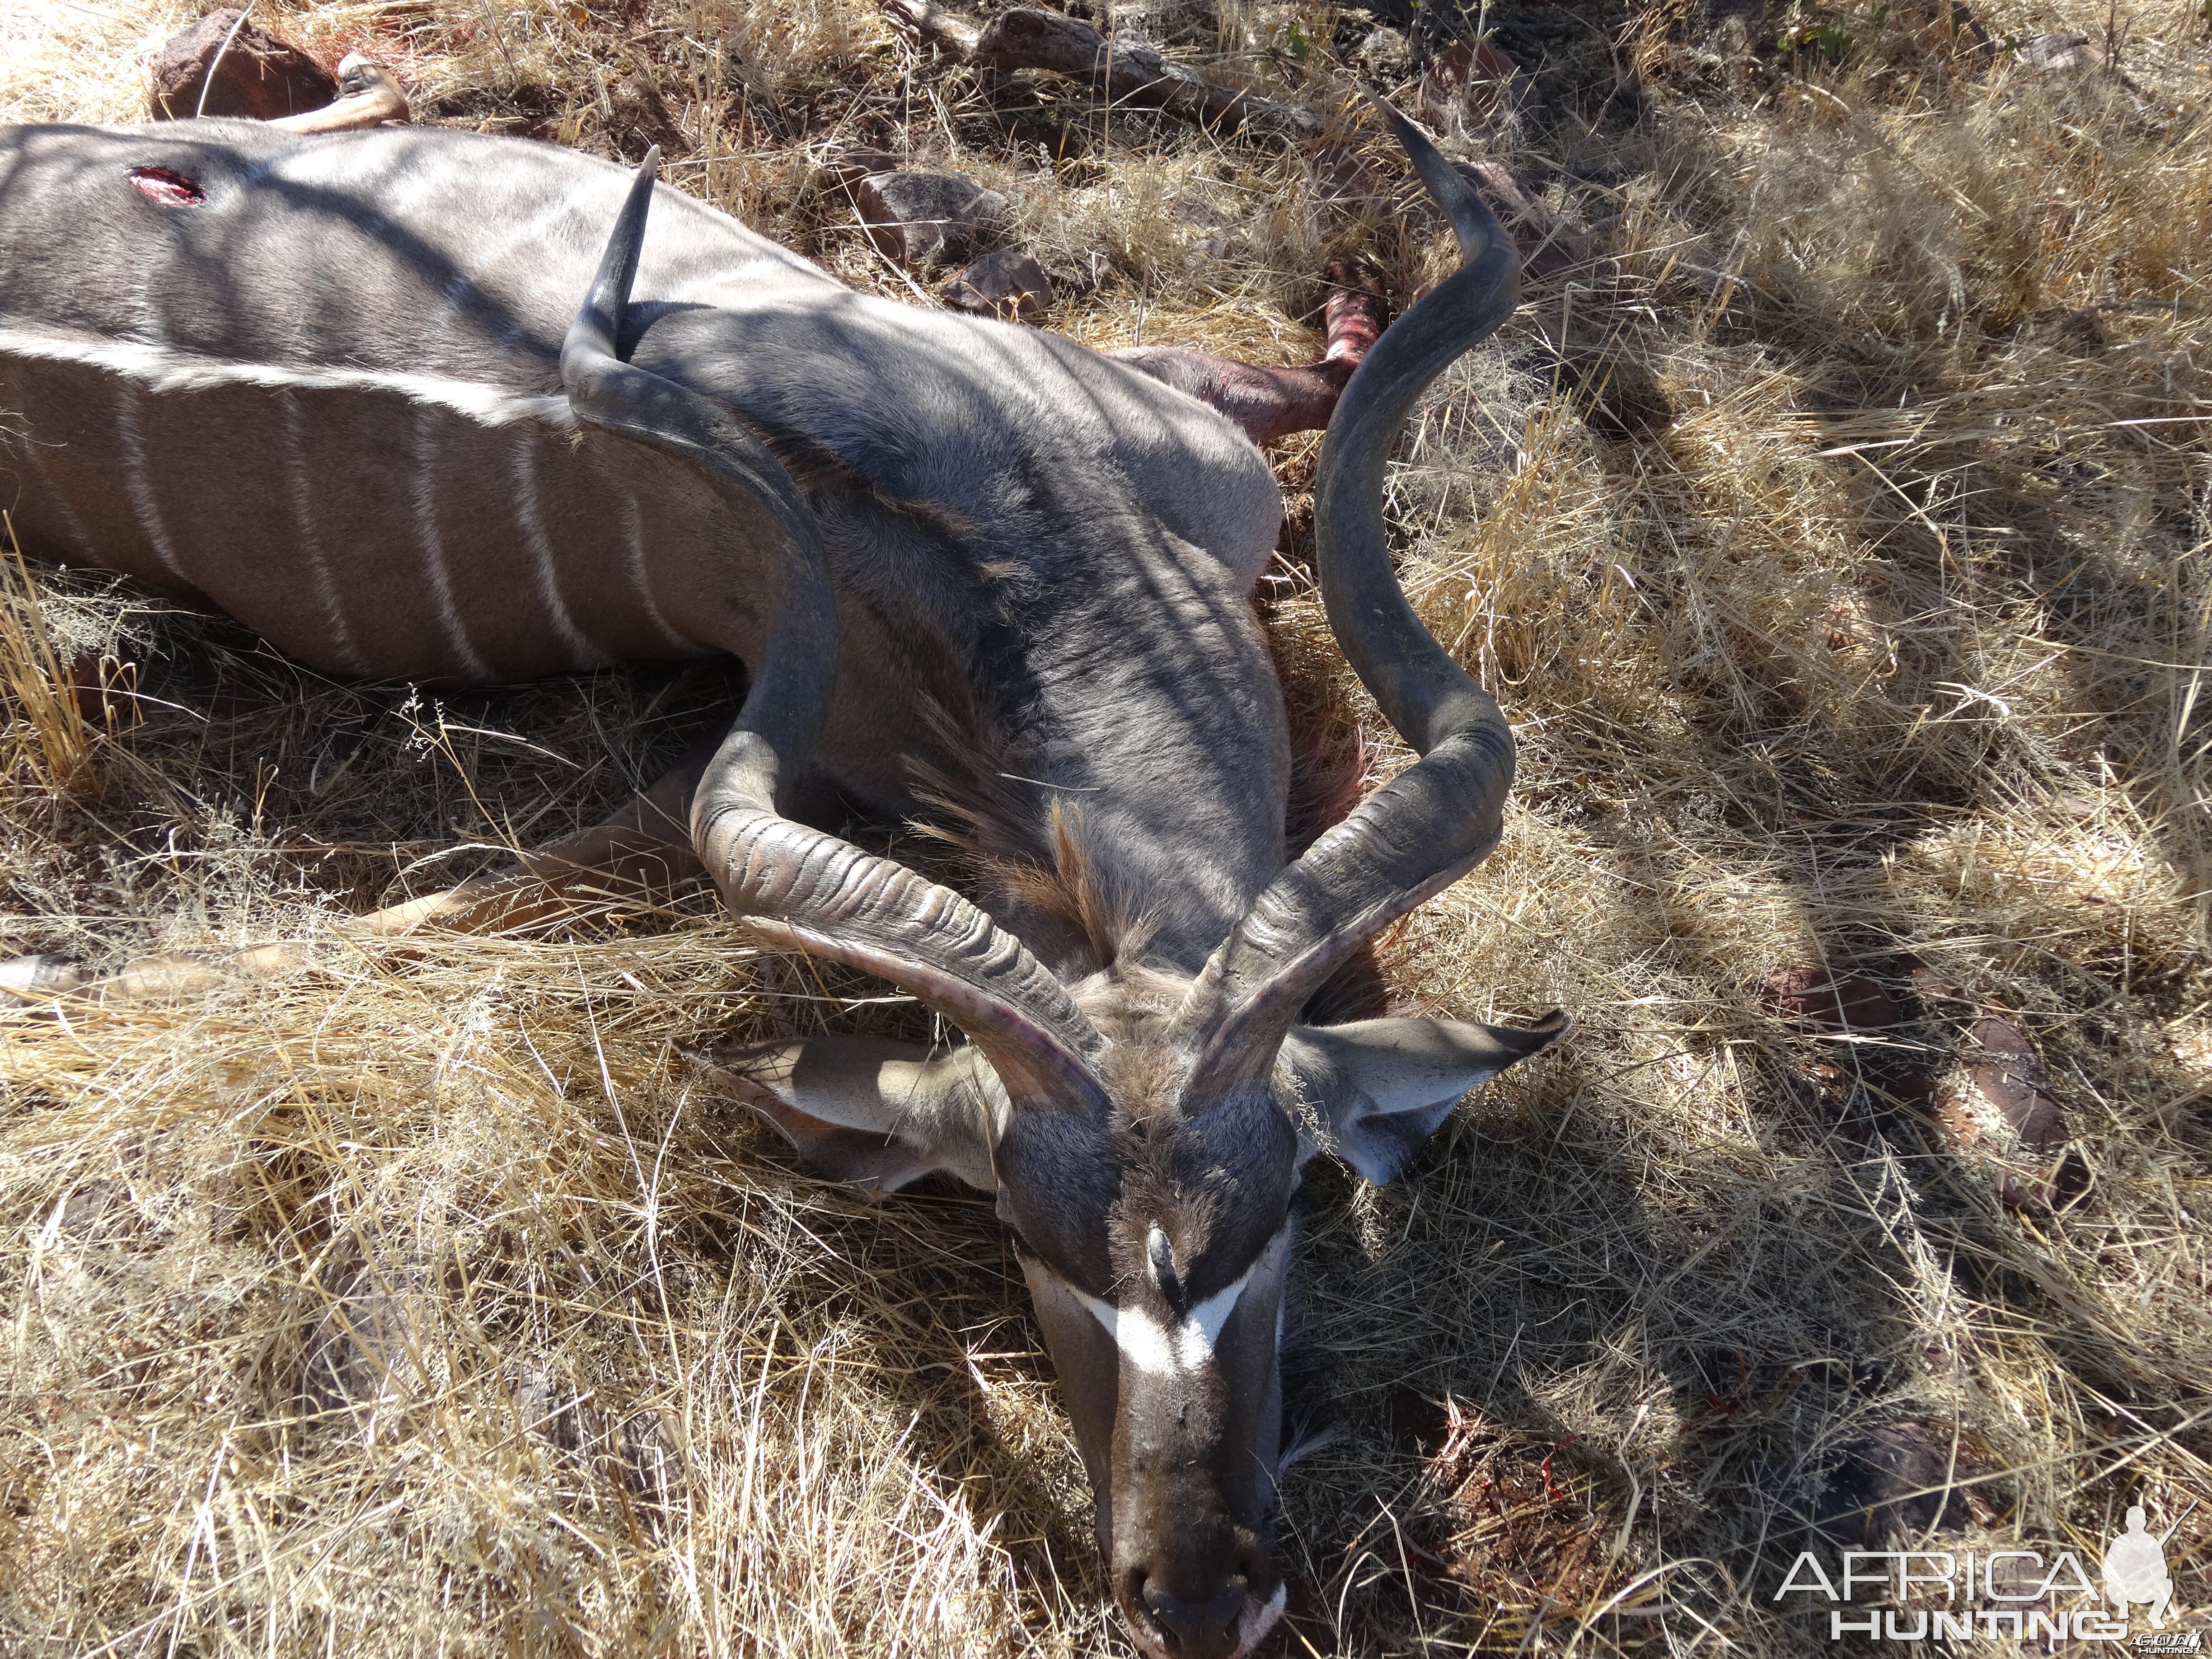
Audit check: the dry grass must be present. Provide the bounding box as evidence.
[4,0,2210,1652]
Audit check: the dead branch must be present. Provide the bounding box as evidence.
[882,0,1325,146]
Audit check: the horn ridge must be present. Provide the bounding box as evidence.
[1172,100,1523,1097]
[562,156,1111,1118]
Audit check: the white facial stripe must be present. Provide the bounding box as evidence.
[1057,1228,1285,1377]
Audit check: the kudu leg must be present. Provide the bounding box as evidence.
[1109,257,1387,446]
[348,730,717,939]
[262,54,410,134]
[0,731,722,1007]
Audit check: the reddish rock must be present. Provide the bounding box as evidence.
[855,171,1008,271]
[1762,966,1905,1033]
[151,10,337,122]
[818,147,904,190]
[943,250,1054,322]
[1420,36,1534,129]
[1934,1014,2089,1208]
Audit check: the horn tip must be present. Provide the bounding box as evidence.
[1518,1008,1573,1050]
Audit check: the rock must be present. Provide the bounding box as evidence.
[854,171,1008,271]
[1815,1422,1971,1547]
[1762,966,1905,1033]
[1420,35,1534,129]
[1356,26,1413,82]
[2014,31,2105,73]
[151,9,337,122]
[817,147,904,191]
[943,250,1054,322]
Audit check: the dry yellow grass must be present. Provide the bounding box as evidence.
[2,0,2209,1653]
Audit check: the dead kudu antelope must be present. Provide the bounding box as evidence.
[0,98,1565,1657]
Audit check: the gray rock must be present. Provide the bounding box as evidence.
[943,250,1054,322]
[2015,31,2104,72]
[301,1244,430,1424]
[151,9,336,122]
[855,171,1009,270]
[1356,27,1412,82]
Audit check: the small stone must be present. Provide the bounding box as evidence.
[943,250,1054,322]
[151,9,337,122]
[854,171,1009,271]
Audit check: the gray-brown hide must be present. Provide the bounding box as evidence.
[0,112,1564,1659]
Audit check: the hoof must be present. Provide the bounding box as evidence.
[0,953,88,1002]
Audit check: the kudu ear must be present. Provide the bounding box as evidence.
[1278,1010,1570,1184]
[689,1036,1007,1194]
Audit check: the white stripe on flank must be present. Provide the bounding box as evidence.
[116,380,181,576]
[1,325,575,432]
[620,492,694,652]
[510,432,605,665]
[281,392,363,674]
[409,411,492,680]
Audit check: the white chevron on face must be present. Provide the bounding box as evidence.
[1056,1225,1286,1376]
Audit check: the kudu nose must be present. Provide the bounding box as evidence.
[1132,1570,1247,1659]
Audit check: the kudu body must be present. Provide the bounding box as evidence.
[0,112,1561,1658]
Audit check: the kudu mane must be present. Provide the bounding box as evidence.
[909,668,1381,1008]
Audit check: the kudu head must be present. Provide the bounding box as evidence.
[562,107,1565,1659]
